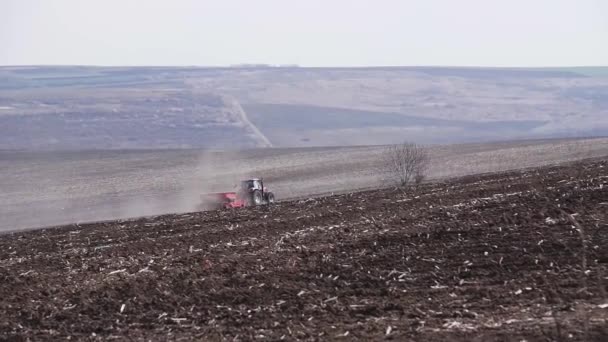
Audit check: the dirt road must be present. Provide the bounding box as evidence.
[1,159,607,340]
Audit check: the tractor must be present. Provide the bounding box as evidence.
[199,178,275,210]
[239,178,275,206]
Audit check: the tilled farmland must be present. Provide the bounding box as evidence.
[1,159,607,341]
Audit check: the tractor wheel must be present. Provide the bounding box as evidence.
[252,190,264,206]
[265,192,275,204]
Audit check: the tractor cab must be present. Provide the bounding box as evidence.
[241,178,263,192]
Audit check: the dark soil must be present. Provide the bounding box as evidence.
[1,159,607,341]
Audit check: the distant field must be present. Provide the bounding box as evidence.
[1,137,607,232]
[0,89,271,149]
[1,66,608,149]
[244,103,545,146]
[551,66,608,77]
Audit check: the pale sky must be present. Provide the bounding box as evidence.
[1,0,607,67]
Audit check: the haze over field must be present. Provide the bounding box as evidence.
[2,0,607,149]
[3,0,607,67]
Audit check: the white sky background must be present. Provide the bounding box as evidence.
[1,0,607,67]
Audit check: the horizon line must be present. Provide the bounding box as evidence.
[1,64,607,69]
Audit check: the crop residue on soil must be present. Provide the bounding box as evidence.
[1,159,607,340]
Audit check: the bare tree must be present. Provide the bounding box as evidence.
[380,142,430,187]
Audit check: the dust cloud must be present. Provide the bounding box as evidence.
[0,149,254,232]
[116,150,248,220]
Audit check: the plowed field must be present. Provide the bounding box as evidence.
[1,159,607,341]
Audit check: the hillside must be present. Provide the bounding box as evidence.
[1,158,606,340]
[1,137,608,232]
[1,66,607,149]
